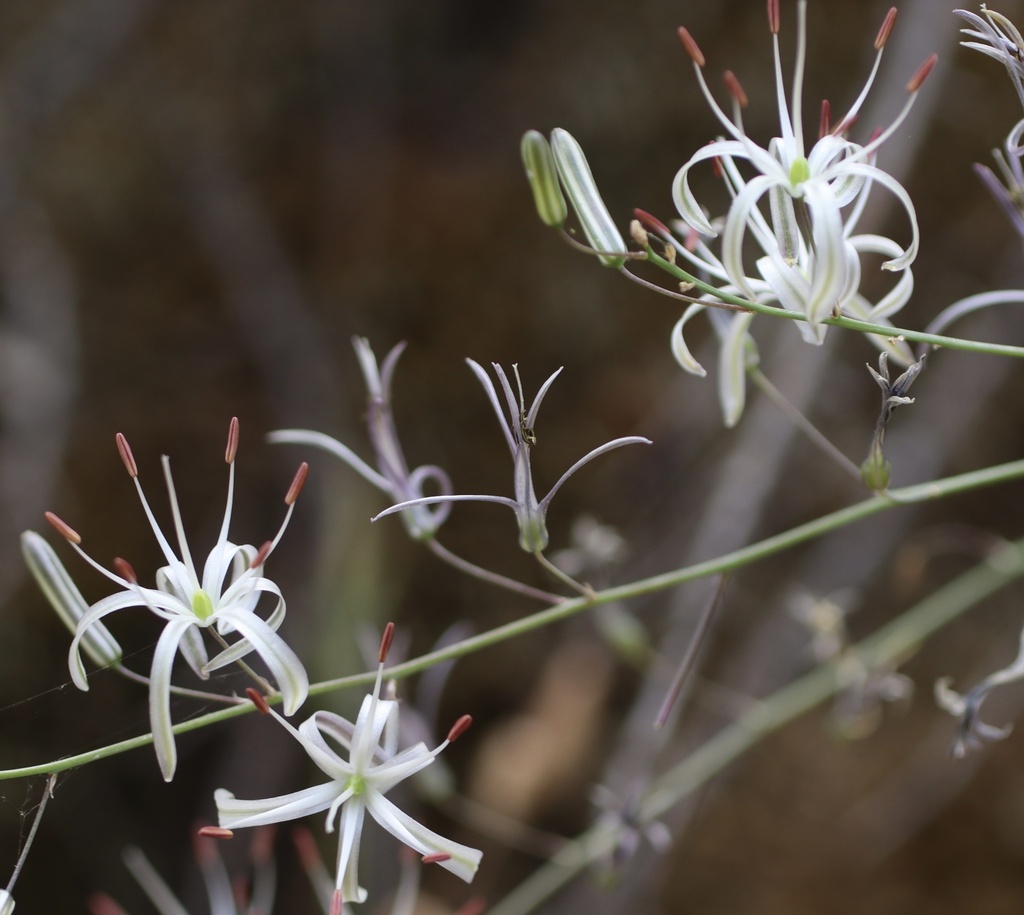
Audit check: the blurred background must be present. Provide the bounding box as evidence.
[1,0,1024,911]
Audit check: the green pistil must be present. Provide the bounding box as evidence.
[789,156,810,187]
[192,589,215,621]
[344,774,367,796]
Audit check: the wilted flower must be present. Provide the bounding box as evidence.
[957,8,1024,240]
[374,361,650,552]
[957,6,1024,109]
[270,338,452,541]
[215,625,482,910]
[936,629,1024,757]
[43,418,310,781]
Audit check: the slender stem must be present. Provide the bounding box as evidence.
[748,368,863,481]
[116,665,242,705]
[488,536,1024,915]
[644,247,1024,359]
[654,574,729,729]
[4,456,1024,779]
[426,538,565,604]
[533,551,594,598]
[7,773,56,892]
[209,629,274,696]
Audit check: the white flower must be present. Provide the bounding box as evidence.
[374,360,650,552]
[664,1,931,424]
[45,418,310,781]
[674,2,926,326]
[216,625,481,909]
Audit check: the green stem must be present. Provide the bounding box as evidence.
[5,456,1024,780]
[644,248,1024,359]
[488,536,1024,915]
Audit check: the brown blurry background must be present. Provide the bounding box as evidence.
[1,0,1024,911]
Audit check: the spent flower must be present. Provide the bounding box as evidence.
[43,418,310,781]
[374,360,650,552]
[215,624,482,910]
[270,338,452,541]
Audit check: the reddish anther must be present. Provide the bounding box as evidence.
[88,892,130,915]
[45,511,81,544]
[115,433,138,478]
[711,154,723,179]
[250,541,272,570]
[285,462,309,506]
[330,889,344,915]
[422,852,452,864]
[197,826,234,840]
[907,53,938,93]
[225,416,240,464]
[447,713,473,743]
[819,99,831,139]
[113,557,137,584]
[723,70,748,107]
[246,688,271,715]
[455,900,487,915]
[677,27,705,67]
[875,7,897,50]
[632,208,672,240]
[378,621,396,664]
[767,0,780,35]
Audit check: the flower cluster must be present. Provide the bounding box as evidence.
[665,1,932,424]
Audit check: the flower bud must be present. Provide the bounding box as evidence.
[550,128,626,268]
[520,130,567,228]
[21,531,122,668]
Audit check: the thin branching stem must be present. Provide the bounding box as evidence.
[4,456,1024,779]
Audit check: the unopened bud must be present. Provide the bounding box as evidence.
[520,130,567,228]
[21,531,122,668]
[550,128,626,268]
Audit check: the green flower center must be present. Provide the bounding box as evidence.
[345,774,367,796]
[192,589,215,621]
[789,156,810,187]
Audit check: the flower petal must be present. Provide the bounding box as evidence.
[150,617,196,781]
[365,791,482,883]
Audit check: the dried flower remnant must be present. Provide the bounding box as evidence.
[41,418,310,781]
[374,361,650,554]
[215,624,482,908]
[861,352,925,490]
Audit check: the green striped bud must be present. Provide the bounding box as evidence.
[21,531,122,667]
[549,128,626,268]
[521,130,567,227]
